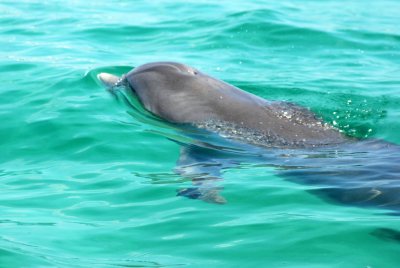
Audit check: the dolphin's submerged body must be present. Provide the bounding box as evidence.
[98,62,400,214]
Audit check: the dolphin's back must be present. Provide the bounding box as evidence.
[192,80,348,148]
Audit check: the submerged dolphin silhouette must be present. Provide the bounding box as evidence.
[98,62,400,214]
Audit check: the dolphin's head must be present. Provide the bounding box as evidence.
[98,62,229,123]
[123,62,218,123]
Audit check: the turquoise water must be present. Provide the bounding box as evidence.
[1,0,400,267]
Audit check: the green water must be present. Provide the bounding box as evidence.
[1,1,400,267]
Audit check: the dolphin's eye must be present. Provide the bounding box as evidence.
[187,69,198,75]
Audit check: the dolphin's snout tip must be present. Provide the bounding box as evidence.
[97,72,120,88]
[97,72,104,81]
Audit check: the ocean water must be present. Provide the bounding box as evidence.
[1,0,400,267]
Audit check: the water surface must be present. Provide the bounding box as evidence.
[1,0,400,267]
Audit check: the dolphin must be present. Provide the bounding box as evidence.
[98,62,400,213]
[98,62,348,149]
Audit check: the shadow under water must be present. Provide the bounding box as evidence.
[175,129,400,215]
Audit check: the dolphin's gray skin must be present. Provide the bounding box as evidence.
[98,62,400,214]
[98,62,348,149]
